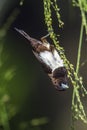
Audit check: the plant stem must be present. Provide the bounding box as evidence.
[71,22,84,130]
[0,102,10,130]
[76,22,83,73]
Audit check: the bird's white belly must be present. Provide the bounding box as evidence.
[40,50,64,71]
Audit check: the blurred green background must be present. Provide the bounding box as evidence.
[0,0,87,130]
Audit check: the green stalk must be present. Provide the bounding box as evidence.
[76,22,83,73]
[71,21,84,130]
[0,102,10,130]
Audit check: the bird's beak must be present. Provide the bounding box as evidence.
[61,83,69,90]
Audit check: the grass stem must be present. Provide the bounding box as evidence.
[0,102,10,130]
[76,22,83,73]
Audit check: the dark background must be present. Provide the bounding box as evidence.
[0,0,87,130]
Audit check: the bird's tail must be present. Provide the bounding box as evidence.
[15,28,42,46]
[14,28,32,40]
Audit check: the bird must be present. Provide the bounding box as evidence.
[15,28,69,91]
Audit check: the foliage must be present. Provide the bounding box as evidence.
[0,2,22,130]
[0,43,16,130]
[72,0,87,34]
[43,0,87,129]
